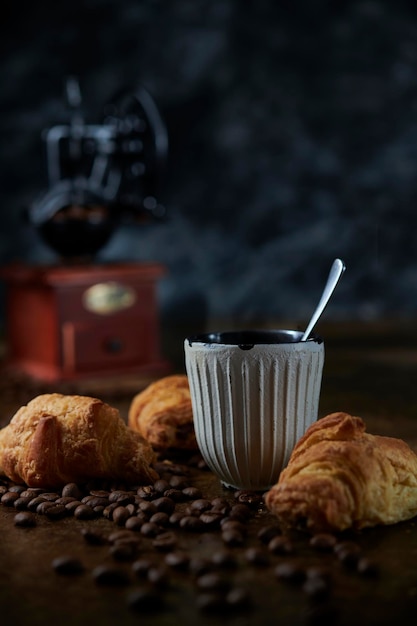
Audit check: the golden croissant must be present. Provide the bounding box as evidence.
[265,412,417,533]
[0,393,158,488]
[128,375,197,451]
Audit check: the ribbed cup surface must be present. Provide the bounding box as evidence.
[185,339,324,491]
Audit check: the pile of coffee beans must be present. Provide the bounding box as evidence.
[0,455,380,616]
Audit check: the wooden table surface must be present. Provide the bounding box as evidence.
[1,320,417,626]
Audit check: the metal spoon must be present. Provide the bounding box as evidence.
[301,258,346,341]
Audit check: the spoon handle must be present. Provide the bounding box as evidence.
[301,258,346,341]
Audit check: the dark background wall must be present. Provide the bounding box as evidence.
[1,0,417,330]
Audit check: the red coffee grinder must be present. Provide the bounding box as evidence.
[1,78,170,382]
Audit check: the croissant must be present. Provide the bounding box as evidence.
[265,412,417,533]
[0,393,158,488]
[128,375,197,451]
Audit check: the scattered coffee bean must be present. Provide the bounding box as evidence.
[125,515,146,531]
[196,573,230,592]
[357,557,380,577]
[222,528,245,547]
[179,516,205,532]
[109,542,138,562]
[13,496,33,510]
[268,535,294,554]
[302,576,331,599]
[62,483,83,499]
[274,562,306,584]
[1,492,20,506]
[163,488,185,502]
[27,496,47,511]
[147,565,169,587]
[152,531,178,551]
[127,587,161,611]
[196,592,227,613]
[132,558,155,577]
[153,496,175,514]
[14,511,37,527]
[165,550,190,570]
[169,476,189,490]
[36,501,56,515]
[141,522,161,537]
[8,485,26,494]
[80,528,107,546]
[244,547,270,566]
[226,586,251,609]
[112,506,131,526]
[74,504,96,520]
[65,500,83,514]
[310,533,337,551]
[52,555,85,575]
[92,564,130,586]
[257,524,282,544]
[45,504,68,520]
[182,487,202,500]
[211,549,237,569]
[334,541,361,568]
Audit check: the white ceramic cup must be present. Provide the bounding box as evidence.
[184,329,324,491]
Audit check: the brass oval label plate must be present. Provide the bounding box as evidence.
[82,281,136,315]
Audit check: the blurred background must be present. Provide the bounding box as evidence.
[1,0,417,336]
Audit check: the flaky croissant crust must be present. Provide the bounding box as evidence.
[128,375,197,451]
[265,412,417,533]
[0,393,158,488]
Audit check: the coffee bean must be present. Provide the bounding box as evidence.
[8,485,26,494]
[182,487,202,500]
[52,555,85,575]
[169,511,185,526]
[334,541,361,568]
[14,511,37,527]
[220,519,246,534]
[109,491,135,506]
[1,492,20,506]
[200,511,224,528]
[141,522,161,538]
[229,503,252,520]
[274,562,306,584]
[189,557,213,577]
[113,506,131,526]
[190,499,212,513]
[132,558,154,577]
[196,592,227,613]
[150,512,170,527]
[55,497,78,506]
[136,485,156,500]
[169,475,189,489]
[211,550,237,569]
[268,535,294,555]
[197,573,230,592]
[147,565,169,587]
[108,530,136,543]
[303,576,331,599]
[152,531,178,552]
[62,483,83,499]
[221,529,245,547]
[226,586,251,609]
[357,557,380,577]
[65,500,83,514]
[154,479,170,493]
[80,528,107,546]
[41,492,60,501]
[36,501,57,515]
[165,550,190,570]
[310,533,337,551]
[27,496,47,511]
[139,500,157,516]
[179,516,205,532]
[127,588,160,611]
[45,504,68,520]
[153,497,175,514]
[244,547,270,567]
[109,542,138,562]
[257,524,281,544]
[102,502,119,520]
[163,488,185,502]
[74,504,96,520]
[13,496,33,510]
[92,565,130,586]
[234,492,262,507]
[125,515,146,531]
